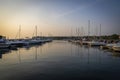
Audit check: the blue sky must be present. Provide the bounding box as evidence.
[0,0,120,38]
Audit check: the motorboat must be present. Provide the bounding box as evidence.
[106,43,116,50]
[112,43,120,52]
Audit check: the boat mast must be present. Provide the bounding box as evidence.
[100,24,101,40]
[71,27,73,38]
[96,25,98,40]
[76,28,78,39]
[76,27,80,39]
[88,20,90,40]
[81,26,83,38]
[35,25,37,38]
[78,27,80,39]
[19,25,21,39]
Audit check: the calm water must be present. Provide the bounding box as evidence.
[0,40,120,80]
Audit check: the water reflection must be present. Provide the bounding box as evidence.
[0,49,10,59]
[0,40,120,80]
[112,52,120,57]
[18,48,21,63]
[0,41,120,63]
[71,43,103,65]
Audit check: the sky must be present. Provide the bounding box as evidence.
[0,0,120,38]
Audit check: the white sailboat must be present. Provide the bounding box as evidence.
[29,39,42,44]
[29,26,43,45]
[88,41,106,46]
[9,39,29,47]
[9,26,29,47]
[0,37,10,49]
[88,24,106,46]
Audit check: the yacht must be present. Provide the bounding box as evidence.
[8,26,29,47]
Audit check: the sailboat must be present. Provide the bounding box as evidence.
[88,40,106,46]
[88,24,106,46]
[0,36,10,49]
[29,26,43,45]
[9,25,29,47]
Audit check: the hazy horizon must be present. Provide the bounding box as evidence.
[0,0,120,39]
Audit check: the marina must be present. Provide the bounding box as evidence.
[0,0,120,80]
[0,34,120,53]
[0,24,120,80]
[0,40,120,80]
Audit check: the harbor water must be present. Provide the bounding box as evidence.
[0,40,120,80]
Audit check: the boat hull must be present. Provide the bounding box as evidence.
[0,43,10,49]
[113,46,120,52]
[88,42,106,46]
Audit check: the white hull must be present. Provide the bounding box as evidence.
[88,41,106,46]
[106,44,116,50]
[0,43,10,49]
[8,40,29,47]
[112,43,120,52]
[29,40,42,44]
[112,46,120,52]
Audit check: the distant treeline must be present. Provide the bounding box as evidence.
[50,34,120,40]
[0,35,6,39]
[0,34,119,40]
[100,34,119,40]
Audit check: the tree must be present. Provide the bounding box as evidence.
[110,34,119,40]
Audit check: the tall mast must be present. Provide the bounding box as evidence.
[100,24,101,40]
[76,27,80,39]
[96,26,98,36]
[76,28,78,36]
[78,27,80,38]
[96,25,98,40]
[35,25,37,37]
[81,26,83,37]
[88,20,90,38]
[19,25,21,39]
[76,28,78,38]
[71,27,73,37]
